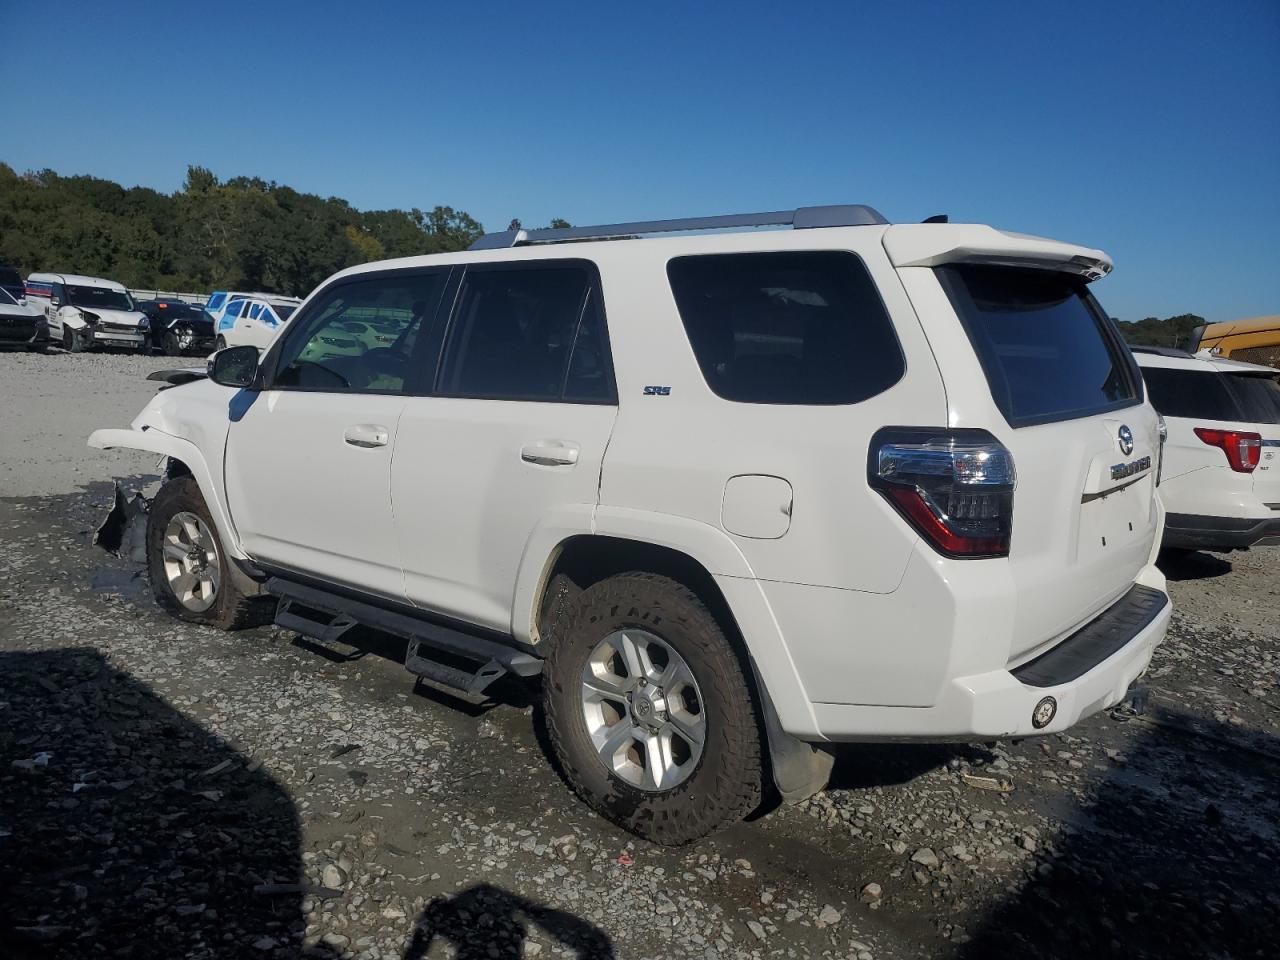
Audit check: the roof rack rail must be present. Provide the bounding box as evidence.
[469,204,889,251]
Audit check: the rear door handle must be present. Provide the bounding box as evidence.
[521,440,579,466]
[344,424,390,448]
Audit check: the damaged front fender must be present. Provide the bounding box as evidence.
[88,427,246,560]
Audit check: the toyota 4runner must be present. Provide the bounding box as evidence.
[90,205,1171,844]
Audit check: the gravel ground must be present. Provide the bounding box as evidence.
[1,350,1277,959]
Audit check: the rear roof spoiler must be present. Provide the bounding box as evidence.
[883,224,1113,281]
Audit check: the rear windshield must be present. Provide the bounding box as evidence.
[667,251,904,405]
[938,265,1140,427]
[1143,367,1280,425]
[1224,373,1280,424]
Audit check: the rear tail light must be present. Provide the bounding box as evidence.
[1195,427,1262,472]
[869,428,1016,558]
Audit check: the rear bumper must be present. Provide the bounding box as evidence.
[1163,512,1280,550]
[806,575,1171,741]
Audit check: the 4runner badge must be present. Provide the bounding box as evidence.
[643,385,671,396]
[1110,456,1151,481]
[1118,424,1134,455]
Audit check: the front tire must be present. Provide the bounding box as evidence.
[543,573,763,845]
[62,327,86,353]
[146,477,269,630]
[214,335,227,351]
[163,329,183,356]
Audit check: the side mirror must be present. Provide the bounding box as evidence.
[51,297,61,308]
[17,296,27,307]
[208,344,260,389]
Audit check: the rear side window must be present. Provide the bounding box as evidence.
[439,262,615,403]
[666,251,904,405]
[1142,367,1241,420]
[939,265,1140,427]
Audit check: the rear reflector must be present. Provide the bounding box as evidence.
[1194,427,1261,473]
[870,427,1016,558]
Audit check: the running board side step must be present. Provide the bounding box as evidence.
[266,578,542,700]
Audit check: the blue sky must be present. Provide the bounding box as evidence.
[2,0,1277,321]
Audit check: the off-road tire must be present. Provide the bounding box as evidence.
[543,572,763,844]
[146,477,271,630]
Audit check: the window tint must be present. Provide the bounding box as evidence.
[1141,367,1241,420]
[938,265,1139,427]
[440,263,614,402]
[274,271,448,394]
[666,251,904,405]
[1224,373,1280,425]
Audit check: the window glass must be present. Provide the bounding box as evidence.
[1224,373,1280,425]
[249,303,263,320]
[274,272,447,393]
[1141,367,1240,420]
[666,251,904,405]
[938,265,1139,426]
[441,264,609,402]
[273,304,297,322]
[65,285,134,311]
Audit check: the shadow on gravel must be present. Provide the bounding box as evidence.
[0,648,313,959]
[1157,548,1233,581]
[403,883,614,960]
[956,710,1280,959]
[826,742,980,790]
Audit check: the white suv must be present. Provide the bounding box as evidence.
[1134,347,1280,550]
[90,205,1171,843]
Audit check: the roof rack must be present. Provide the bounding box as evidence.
[469,204,889,251]
[1129,345,1194,358]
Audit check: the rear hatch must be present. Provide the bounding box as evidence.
[934,262,1160,663]
[1222,370,1280,504]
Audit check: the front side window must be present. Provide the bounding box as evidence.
[273,271,448,393]
[667,251,904,405]
[439,262,614,402]
[938,265,1140,427]
[66,285,134,311]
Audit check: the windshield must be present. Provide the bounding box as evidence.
[939,265,1141,427]
[67,285,134,311]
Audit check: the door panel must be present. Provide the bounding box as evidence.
[226,391,408,593]
[393,399,615,631]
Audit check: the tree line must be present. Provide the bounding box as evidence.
[0,164,503,296]
[1113,313,1206,350]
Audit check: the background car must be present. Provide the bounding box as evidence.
[0,285,48,349]
[0,264,25,302]
[206,290,303,350]
[135,298,216,355]
[1135,346,1280,551]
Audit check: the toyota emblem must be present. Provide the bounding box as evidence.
[1118,425,1134,455]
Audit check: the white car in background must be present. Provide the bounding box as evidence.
[207,291,303,350]
[25,273,149,352]
[1135,347,1280,551]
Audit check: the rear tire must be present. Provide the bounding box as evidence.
[146,477,271,630]
[543,572,763,845]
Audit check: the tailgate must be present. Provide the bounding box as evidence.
[932,262,1160,662]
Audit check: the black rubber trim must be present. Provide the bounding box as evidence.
[1163,513,1280,550]
[1011,585,1168,688]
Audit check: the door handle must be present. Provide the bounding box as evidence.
[344,424,390,448]
[521,440,579,467]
